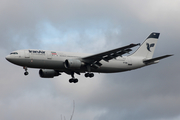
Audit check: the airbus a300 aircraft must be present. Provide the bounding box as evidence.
[6,32,172,83]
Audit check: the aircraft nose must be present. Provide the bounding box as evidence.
[5,55,11,61]
[5,55,15,64]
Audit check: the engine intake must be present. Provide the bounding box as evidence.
[39,69,60,78]
[64,59,84,69]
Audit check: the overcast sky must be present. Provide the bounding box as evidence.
[0,0,180,120]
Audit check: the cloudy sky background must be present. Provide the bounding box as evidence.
[0,0,180,120]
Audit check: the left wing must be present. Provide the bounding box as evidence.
[81,43,140,68]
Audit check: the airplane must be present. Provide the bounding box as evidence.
[5,32,173,83]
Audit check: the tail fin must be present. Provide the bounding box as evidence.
[130,32,160,59]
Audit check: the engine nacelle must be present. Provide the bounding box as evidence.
[39,69,60,78]
[64,59,84,69]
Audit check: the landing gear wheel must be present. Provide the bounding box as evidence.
[24,72,29,76]
[69,79,73,83]
[69,78,78,83]
[85,73,94,78]
[23,66,29,76]
[74,79,78,83]
[85,73,89,77]
[89,73,94,78]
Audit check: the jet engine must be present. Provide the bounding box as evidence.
[64,59,84,69]
[39,69,60,78]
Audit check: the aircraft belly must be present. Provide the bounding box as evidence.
[8,58,27,67]
[11,56,65,69]
[27,59,64,69]
[91,60,130,73]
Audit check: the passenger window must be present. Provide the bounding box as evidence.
[10,52,18,55]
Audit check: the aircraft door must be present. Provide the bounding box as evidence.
[47,51,52,59]
[127,57,132,66]
[24,50,30,58]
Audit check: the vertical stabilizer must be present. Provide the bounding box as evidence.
[130,32,160,59]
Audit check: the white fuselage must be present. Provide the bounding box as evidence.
[6,49,145,73]
[5,33,172,83]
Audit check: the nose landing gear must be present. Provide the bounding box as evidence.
[24,71,29,76]
[23,66,29,76]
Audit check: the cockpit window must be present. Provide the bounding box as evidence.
[10,52,18,55]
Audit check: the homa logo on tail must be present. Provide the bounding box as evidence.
[146,43,155,52]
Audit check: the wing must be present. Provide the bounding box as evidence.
[81,43,140,68]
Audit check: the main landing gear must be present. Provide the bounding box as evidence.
[69,72,78,83]
[69,78,78,83]
[68,65,96,83]
[84,73,94,78]
[23,66,29,76]
[84,65,94,78]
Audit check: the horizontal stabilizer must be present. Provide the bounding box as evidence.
[143,54,173,64]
